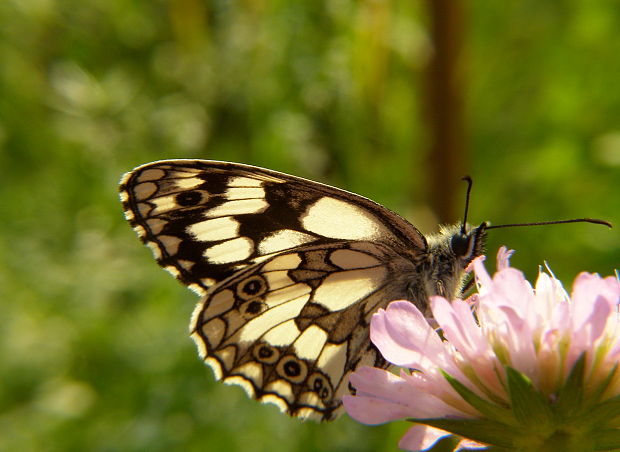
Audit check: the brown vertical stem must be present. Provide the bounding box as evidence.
[423,0,467,223]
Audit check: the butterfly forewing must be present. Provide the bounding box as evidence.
[119,160,427,291]
[119,159,483,421]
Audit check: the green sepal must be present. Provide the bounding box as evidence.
[442,370,515,425]
[411,417,520,449]
[424,434,460,452]
[581,394,620,429]
[553,353,585,419]
[592,428,620,451]
[506,366,554,430]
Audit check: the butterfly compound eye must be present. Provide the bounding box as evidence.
[451,222,488,262]
[450,233,470,258]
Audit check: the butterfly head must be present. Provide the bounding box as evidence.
[449,221,488,264]
[410,222,487,313]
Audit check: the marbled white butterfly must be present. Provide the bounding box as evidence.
[119,159,487,421]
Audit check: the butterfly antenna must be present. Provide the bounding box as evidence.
[460,176,473,234]
[486,218,612,230]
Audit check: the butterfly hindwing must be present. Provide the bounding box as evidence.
[190,240,415,420]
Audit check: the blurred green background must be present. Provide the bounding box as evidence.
[1,1,618,451]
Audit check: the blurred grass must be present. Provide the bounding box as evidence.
[0,1,618,451]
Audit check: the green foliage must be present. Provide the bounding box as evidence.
[0,1,618,451]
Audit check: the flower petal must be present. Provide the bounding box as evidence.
[496,246,514,271]
[571,273,620,330]
[400,370,474,417]
[431,297,487,358]
[370,301,446,368]
[489,268,535,316]
[566,295,613,371]
[471,255,492,296]
[457,439,489,450]
[342,394,414,425]
[431,298,507,396]
[346,366,466,420]
[348,366,412,399]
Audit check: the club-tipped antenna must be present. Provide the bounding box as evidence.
[486,218,612,230]
[456,176,611,232]
[460,176,473,234]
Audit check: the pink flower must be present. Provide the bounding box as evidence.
[343,247,620,452]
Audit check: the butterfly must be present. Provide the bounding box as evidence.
[119,159,487,421]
